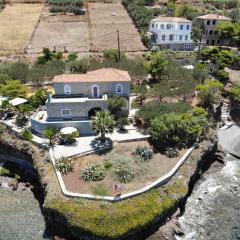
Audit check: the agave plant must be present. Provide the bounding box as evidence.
[135,146,153,161]
[165,147,179,158]
[80,164,107,181]
[55,156,73,175]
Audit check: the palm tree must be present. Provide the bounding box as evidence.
[91,110,115,141]
[43,126,59,146]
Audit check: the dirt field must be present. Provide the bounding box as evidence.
[88,2,146,52]
[28,7,90,54]
[0,4,43,55]
[63,141,185,196]
[28,2,145,54]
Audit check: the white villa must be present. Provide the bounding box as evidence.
[149,16,194,51]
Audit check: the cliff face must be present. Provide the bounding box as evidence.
[177,154,240,240]
[176,127,240,240]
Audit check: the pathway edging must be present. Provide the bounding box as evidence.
[49,143,197,202]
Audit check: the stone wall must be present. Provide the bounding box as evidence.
[54,82,131,97]
[31,118,95,135]
[47,99,108,119]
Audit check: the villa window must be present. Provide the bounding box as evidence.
[64,84,71,95]
[61,109,71,116]
[152,23,154,28]
[92,85,99,98]
[160,24,164,29]
[116,84,123,93]
[179,35,183,41]
[180,25,183,30]
[212,20,216,25]
[185,35,188,41]
[167,24,173,29]
[186,25,190,30]
[209,30,213,35]
[156,24,158,28]
[169,34,174,41]
[207,20,210,25]
[162,34,166,41]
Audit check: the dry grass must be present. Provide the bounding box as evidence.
[0,4,43,54]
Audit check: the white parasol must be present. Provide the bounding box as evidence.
[60,127,78,135]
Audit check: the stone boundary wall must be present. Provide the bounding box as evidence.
[49,143,196,202]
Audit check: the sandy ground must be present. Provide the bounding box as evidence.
[28,7,90,54]
[88,2,146,52]
[0,4,43,54]
[63,141,184,195]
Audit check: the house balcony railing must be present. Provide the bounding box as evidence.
[47,93,108,104]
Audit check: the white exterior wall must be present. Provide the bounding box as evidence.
[149,21,193,45]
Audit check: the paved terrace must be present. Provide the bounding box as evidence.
[52,125,149,159]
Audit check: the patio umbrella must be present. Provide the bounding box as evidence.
[60,127,78,135]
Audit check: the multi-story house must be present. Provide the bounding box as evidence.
[149,16,194,51]
[31,68,131,136]
[196,14,232,46]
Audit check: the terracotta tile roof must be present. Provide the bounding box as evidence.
[151,16,192,23]
[52,68,131,83]
[197,14,231,21]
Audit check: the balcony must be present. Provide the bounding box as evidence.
[48,93,108,104]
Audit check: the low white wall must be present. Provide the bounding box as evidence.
[49,143,196,202]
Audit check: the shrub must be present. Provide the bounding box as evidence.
[21,129,33,141]
[229,84,240,103]
[69,59,89,73]
[216,69,229,82]
[80,164,107,181]
[104,159,113,170]
[0,166,10,176]
[28,88,48,109]
[165,147,179,158]
[0,80,27,98]
[135,146,153,161]
[0,123,6,134]
[15,113,28,128]
[115,166,134,183]
[195,79,223,108]
[55,156,73,175]
[116,117,129,131]
[103,49,125,62]
[108,95,127,116]
[139,102,192,123]
[150,108,209,150]
[113,156,135,183]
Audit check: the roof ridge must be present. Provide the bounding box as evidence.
[111,68,131,81]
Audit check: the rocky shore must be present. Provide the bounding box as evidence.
[148,126,240,240]
[0,187,50,240]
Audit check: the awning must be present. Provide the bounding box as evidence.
[60,127,78,135]
[9,97,27,106]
